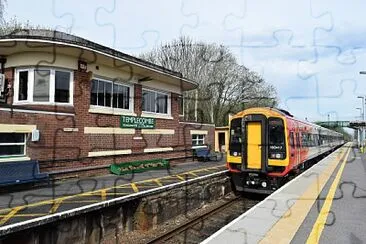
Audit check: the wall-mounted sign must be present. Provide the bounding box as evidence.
[120,115,155,129]
[78,60,87,72]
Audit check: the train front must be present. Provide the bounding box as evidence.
[227,108,289,194]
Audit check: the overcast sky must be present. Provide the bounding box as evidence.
[5,0,366,123]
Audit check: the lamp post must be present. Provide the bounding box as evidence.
[357,96,366,149]
[356,107,362,147]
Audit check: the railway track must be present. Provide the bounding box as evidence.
[146,195,261,244]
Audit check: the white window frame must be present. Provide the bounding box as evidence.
[89,77,134,113]
[0,133,26,158]
[192,134,205,146]
[142,88,171,116]
[13,67,74,105]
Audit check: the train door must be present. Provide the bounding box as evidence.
[242,114,267,172]
[247,122,262,169]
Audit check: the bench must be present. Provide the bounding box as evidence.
[0,160,49,186]
[193,147,219,162]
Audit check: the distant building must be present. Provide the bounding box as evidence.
[0,30,214,177]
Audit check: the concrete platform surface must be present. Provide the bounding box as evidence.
[0,158,226,227]
[203,143,365,244]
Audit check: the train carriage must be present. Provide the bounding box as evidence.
[227,107,344,194]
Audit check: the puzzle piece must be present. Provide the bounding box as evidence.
[94,0,176,54]
[223,0,332,48]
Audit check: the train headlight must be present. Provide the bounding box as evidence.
[275,153,281,159]
[233,152,238,156]
[261,182,267,188]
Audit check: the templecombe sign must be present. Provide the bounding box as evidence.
[120,115,155,129]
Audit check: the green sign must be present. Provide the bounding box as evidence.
[120,115,155,129]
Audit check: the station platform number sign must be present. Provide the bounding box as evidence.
[120,115,155,129]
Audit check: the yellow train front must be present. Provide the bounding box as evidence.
[227,107,343,194]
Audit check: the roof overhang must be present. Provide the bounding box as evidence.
[0,30,198,92]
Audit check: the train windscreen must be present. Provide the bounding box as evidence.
[268,118,286,159]
[229,118,242,156]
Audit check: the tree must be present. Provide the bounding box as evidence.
[0,1,51,36]
[140,36,278,126]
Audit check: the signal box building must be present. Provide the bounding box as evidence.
[0,30,214,178]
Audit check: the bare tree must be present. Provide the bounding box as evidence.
[140,37,278,126]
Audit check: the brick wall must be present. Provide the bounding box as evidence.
[0,68,215,177]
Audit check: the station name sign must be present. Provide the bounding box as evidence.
[120,115,155,129]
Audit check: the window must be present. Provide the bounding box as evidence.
[192,134,205,146]
[0,133,26,157]
[268,118,285,145]
[90,78,131,110]
[268,118,286,159]
[33,70,50,102]
[142,89,169,114]
[14,68,73,104]
[18,71,28,101]
[290,132,295,147]
[229,118,242,156]
[55,71,71,103]
[296,133,301,147]
[178,95,184,115]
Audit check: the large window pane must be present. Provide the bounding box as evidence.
[0,145,25,156]
[123,86,130,109]
[157,93,167,114]
[91,79,98,105]
[142,90,169,114]
[18,71,28,101]
[105,82,112,107]
[143,90,154,112]
[0,133,24,143]
[55,71,70,103]
[33,70,50,102]
[113,83,119,108]
[97,80,105,106]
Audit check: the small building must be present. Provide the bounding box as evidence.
[0,29,214,177]
[214,126,229,152]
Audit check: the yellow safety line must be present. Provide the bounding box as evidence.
[49,199,63,214]
[131,183,139,193]
[187,172,199,177]
[101,190,107,201]
[176,175,185,181]
[0,206,24,225]
[0,165,225,217]
[154,179,163,187]
[259,144,350,244]
[306,146,352,243]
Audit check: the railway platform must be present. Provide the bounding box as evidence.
[203,142,366,243]
[0,158,226,229]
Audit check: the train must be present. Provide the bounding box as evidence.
[227,107,345,194]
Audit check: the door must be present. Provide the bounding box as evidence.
[218,132,226,152]
[247,122,262,169]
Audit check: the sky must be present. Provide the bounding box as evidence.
[5,0,366,123]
